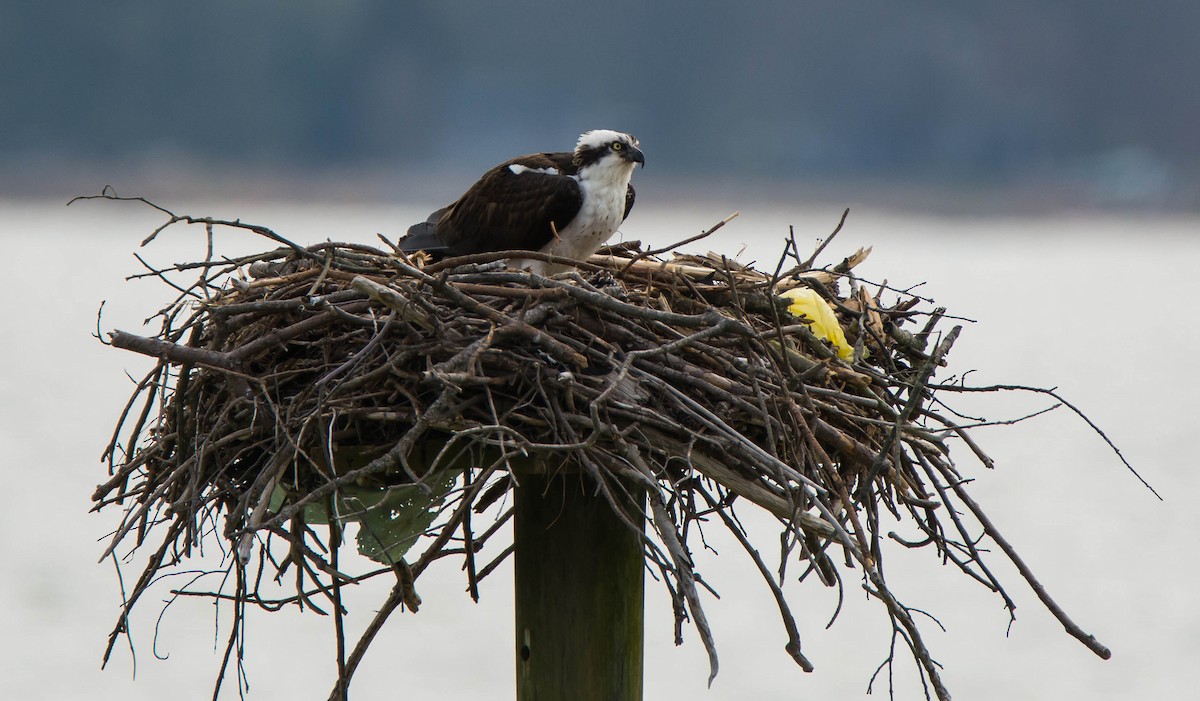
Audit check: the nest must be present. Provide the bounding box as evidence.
[94,198,1121,700]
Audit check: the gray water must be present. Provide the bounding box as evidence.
[1,197,1196,700]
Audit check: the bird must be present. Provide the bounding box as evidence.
[399,129,644,275]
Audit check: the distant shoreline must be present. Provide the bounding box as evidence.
[5,157,1196,216]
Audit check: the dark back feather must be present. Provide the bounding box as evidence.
[401,150,636,256]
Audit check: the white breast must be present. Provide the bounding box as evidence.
[516,158,635,275]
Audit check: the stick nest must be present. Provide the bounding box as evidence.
[94,199,1119,700]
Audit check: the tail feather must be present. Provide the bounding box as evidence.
[398,207,450,253]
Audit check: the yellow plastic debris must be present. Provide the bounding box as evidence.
[780,287,854,361]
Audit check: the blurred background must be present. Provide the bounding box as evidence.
[2,1,1197,209]
[2,3,1197,701]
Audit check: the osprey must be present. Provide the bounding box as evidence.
[400,129,644,274]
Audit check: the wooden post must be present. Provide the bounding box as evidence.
[514,471,645,701]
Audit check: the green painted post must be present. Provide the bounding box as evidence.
[514,471,645,701]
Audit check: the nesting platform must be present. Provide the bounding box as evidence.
[94,201,1118,700]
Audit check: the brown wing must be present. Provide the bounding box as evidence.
[433,152,583,256]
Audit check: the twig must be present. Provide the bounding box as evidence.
[617,211,739,276]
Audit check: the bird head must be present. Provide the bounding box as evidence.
[573,130,645,170]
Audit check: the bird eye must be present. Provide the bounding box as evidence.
[611,142,624,150]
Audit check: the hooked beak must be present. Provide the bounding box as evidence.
[625,146,646,168]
